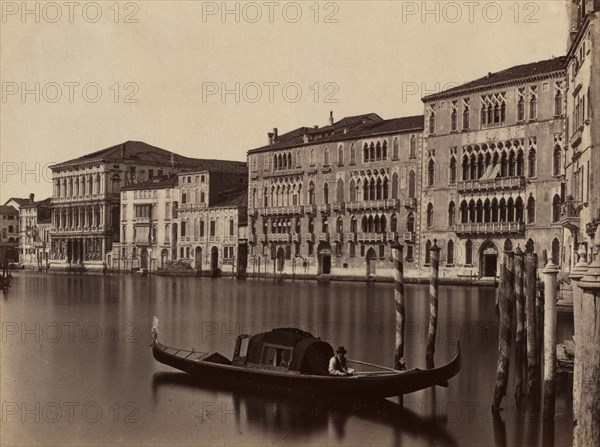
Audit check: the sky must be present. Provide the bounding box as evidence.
[0,0,569,202]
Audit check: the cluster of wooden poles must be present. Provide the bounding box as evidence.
[390,238,599,447]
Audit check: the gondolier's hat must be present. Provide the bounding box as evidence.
[336,346,347,354]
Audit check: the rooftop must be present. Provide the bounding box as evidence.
[121,175,178,191]
[248,113,423,154]
[51,141,247,172]
[0,205,19,214]
[211,189,248,209]
[423,56,567,101]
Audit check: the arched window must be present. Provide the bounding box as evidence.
[309,182,315,205]
[369,143,375,161]
[525,238,534,254]
[425,240,432,264]
[426,203,434,228]
[338,145,344,166]
[428,159,435,187]
[465,240,473,265]
[429,111,435,134]
[449,157,457,184]
[515,197,524,222]
[408,170,416,198]
[553,145,561,176]
[350,216,357,233]
[447,240,454,265]
[392,173,399,199]
[363,143,369,162]
[406,212,415,232]
[361,216,368,232]
[462,155,469,181]
[252,188,257,208]
[393,138,399,160]
[310,148,315,166]
[376,142,382,160]
[528,149,536,178]
[391,214,398,232]
[448,201,455,227]
[323,147,329,166]
[336,216,343,233]
[322,216,328,233]
[323,183,329,205]
[552,194,561,223]
[382,141,388,160]
[555,89,563,116]
[410,136,416,158]
[181,220,187,237]
[369,178,376,200]
[349,179,356,202]
[552,238,560,266]
[363,181,368,201]
[460,200,468,223]
[383,178,389,199]
[336,178,344,203]
[263,187,269,207]
[350,144,356,165]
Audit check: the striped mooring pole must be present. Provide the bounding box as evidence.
[391,243,406,371]
[426,239,440,368]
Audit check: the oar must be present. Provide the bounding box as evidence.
[348,358,401,373]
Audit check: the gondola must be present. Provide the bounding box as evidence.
[151,317,461,399]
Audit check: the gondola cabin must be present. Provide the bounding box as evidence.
[232,328,334,376]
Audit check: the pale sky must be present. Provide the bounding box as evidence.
[0,0,569,202]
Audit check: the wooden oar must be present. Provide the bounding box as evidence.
[348,358,401,373]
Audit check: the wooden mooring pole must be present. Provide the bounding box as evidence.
[391,243,406,371]
[492,246,514,414]
[426,239,440,369]
[572,240,600,447]
[541,256,559,421]
[514,246,525,399]
[524,252,539,395]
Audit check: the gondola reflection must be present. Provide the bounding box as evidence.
[152,372,458,446]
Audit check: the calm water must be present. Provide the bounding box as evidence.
[1,273,573,446]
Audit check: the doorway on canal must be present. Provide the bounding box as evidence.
[317,242,332,275]
[366,247,377,277]
[194,247,202,272]
[210,246,219,277]
[479,240,498,278]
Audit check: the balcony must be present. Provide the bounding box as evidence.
[570,125,583,149]
[357,232,385,243]
[560,199,582,232]
[318,233,329,242]
[454,222,525,235]
[402,198,417,209]
[248,234,256,244]
[346,232,357,242]
[403,231,414,242]
[268,233,291,243]
[346,200,397,212]
[332,203,345,213]
[291,233,300,243]
[457,176,525,193]
[334,233,343,242]
[387,232,398,242]
[261,206,304,217]
[264,167,304,178]
[259,234,267,243]
[319,204,331,215]
[305,205,317,216]
[304,233,315,243]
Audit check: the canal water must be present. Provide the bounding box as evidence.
[1,273,574,446]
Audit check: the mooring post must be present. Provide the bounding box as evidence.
[569,245,588,428]
[514,246,525,399]
[536,252,544,366]
[492,247,514,414]
[524,251,539,395]
[541,256,559,421]
[391,243,406,371]
[572,240,600,447]
[426,239,440,368]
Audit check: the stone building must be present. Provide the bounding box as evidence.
[561,0,600,270]
[19,194,52,268]
[0,205,20,264]
[48,140,246,270]
[247,113,424,278]
[421,57,567,279]
[174,169,248,276]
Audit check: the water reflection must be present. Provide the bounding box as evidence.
[152,372,458,446]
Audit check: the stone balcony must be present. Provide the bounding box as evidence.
[291,233,300,243]
[357,232,386,243]
[560,199,582,232]
[333,233,343,242]
[318,232,329,242]
[305,205,317,216]
[51,225,109,234]
[268,233,291,243]
[454,221,525,235]
[403,231,414,242]
[346,199,399,212]
[261,206,304,217]
[248,234,256,244]
[457,176,525,193]
[319,204,331,215]
[570,125,583,149]
[259,234,267,243]
[304,233,315,243]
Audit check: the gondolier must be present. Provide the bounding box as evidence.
[329,346,355,376]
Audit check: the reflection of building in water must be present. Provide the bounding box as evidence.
[247,112,424,279]
[421,57,566,278]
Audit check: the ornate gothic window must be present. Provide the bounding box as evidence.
[462,98,470,129]
[450,101,458,131]
[426,203,434,228]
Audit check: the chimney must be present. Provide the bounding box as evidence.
[329,111,334,126]
[273,128,278,141]
[29,193,35,203]
[170,153,175,168]
[120,145,126,159]
[268,132,274,145]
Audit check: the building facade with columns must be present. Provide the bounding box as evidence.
[421,57,567,279]
[48,140,247,270]
[247,113,424,278]
[561,0,600,271]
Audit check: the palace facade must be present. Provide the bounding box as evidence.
[49,140,247,270]
[421,57,567,278]
[247,113,424,278]
[561,0,600,271]
[19,194,52,268]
